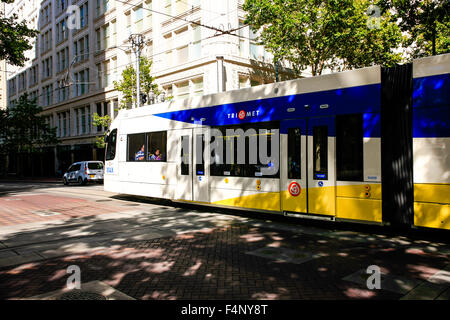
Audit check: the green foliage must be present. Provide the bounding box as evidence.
[380,0,449,57]
[243,0,403,76]
[113,56,160,109]
[92,113,111,148]
[0,93,58,154]
[94,57,159,147]
[0,0,39,66]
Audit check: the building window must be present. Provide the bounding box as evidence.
[57,80,69,103]
[57,47,69,73]
[18,72,27,92]
[175,0,188,15]
[164,0,171,15]
[177,45,188,64]
[41,4,52,26]
[41,29,52,53]
[96,101,112,132]
[96,28,101,51]
[191,24,201,60]
[134,6,143,33]
[175,81,189,100]
[145,0,153,30]
[79,2,88,28]
[103,24,110,49]
[125,11,131,37]
[97,57,117,88]
[76,106,91,135]
[29,66,39,86]
[58,111,70,137]
[43,84,53,106]
[192,77,203,97]
[73,35,89,62]
[42,57,53,79]
[8,79,17,96]
[96,0,114,17]
[57,0,67,13]
[56,18,68,44]
[239,76,249,89]
[73,69,90,97]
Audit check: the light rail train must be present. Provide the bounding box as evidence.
[104,54,449,230]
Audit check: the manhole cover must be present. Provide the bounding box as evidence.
[60,291,107,300]
[122,203,140,206]
[96,199,112,202]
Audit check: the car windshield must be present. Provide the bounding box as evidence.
[88,162,103,170]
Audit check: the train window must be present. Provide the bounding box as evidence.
[147,131,167,162]
[313,126,328,180]
[105,128,117,160]
[210,121,279,178]
[288,128,301,179]
[128,133,146,161]
[196,134,205,175]
[336,114,363,181]
[180,135,190,175]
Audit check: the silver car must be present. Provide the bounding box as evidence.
[63,161,104,185]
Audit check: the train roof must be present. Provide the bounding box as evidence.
[113,53,449,124]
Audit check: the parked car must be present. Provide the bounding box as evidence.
[63,161,104,185]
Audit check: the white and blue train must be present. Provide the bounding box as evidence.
[104,53,449,230]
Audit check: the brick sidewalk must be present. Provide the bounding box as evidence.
[0,194,127,226]
[1,223,448,300]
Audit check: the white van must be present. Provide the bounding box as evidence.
[63,161,104,185]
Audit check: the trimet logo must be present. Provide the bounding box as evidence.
[227,110,261,120]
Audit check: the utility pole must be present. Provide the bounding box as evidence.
[129,34,145,108]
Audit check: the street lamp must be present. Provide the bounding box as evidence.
[149,91,155,104]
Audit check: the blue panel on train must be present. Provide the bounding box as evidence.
[363,113,381,138]
[413,73,450,109]
[413,106,450,138]
[154,84,381,127]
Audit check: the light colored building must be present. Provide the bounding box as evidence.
[5,0,292,176]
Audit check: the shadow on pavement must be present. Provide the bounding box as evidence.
[0,199,448,300]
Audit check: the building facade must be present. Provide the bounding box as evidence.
[0,1,6,110]
[5,0,292,176]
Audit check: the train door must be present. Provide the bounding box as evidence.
[176,129,193,201]
[281,119,308,213]
[193,127,209,203]
[307,117,336,216]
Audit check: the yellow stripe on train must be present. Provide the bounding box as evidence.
[210,183,450,229]
[414,183,450,230]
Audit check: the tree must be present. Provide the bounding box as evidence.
[380,0,449,57]
[92,57,160,148]
[0,94,58,176]
[243,0,403,76]
[92,112,111,149]
[0,93,58,153]
[113,56,161,109]
[0,0,39,66]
